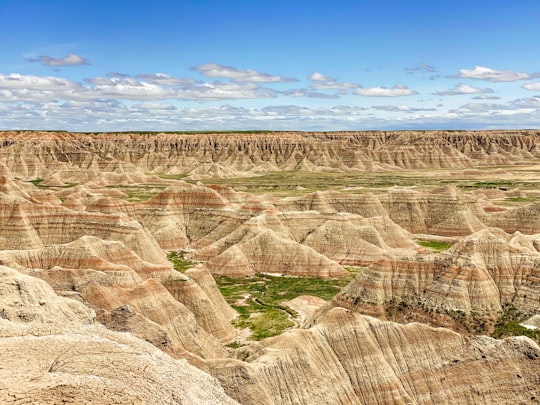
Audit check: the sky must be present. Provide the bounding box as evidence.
[1,0,540,131]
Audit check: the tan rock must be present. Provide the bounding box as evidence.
[207,308,540,405]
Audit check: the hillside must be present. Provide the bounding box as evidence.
[0,130,539,404]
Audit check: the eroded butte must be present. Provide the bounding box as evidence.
[0,130,539,404]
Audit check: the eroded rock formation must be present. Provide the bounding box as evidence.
[1,130,539,180]
[207,308,540,405]
[0,264,238,404]
[0,130,539,404]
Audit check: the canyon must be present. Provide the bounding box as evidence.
[0,130,539,404]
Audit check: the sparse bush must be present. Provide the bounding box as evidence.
[167,250,198,273]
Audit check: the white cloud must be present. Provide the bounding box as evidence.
[135,73,196,86]
[84,76,178,99]
[193,63,297,82]
[326,105,367,114]
[405,63,436,73]
[523,82,540,91]
[262,105,319,117]
[2,66,540,131]
[131,102,178,112]
[0,73,278,101]
[309,72,335,81]
[178,81,277,100]
[281,89,306,97]
[434,83,494,96]
[456,102,510,112]
[281,89,340,99]
[0,101,375,131]
[510,97,540,109]
[27,54,90,66]
[107,72,130,78]
[306,72,359,91]
[0,73,80,91]
[452,66,537,82]
[354,84,418,97]
[472,95,501,100]
[2,98,540,132]
[447,100,539,124]
[372,105,436,112]
[310,81,358,90]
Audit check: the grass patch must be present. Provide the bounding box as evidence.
[492,196,540,207]
[504,196,540,203]
[188,168,540,197]
[506,197,532,202]
[107,184,167,202]
[459,180,540,191]
[492,305,539,344]
[215,269,359,340]
[417,240,453,252]
[225,341,247,349]
[27,179,78,188]
[190,171,445,196]
[29,178,44,185]
[167,250,198,273]
[157,173,189,180]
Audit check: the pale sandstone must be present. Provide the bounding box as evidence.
[2,130,539,180]
[332,228,540,323]
[207,308,540,405]
[0,265,237,404]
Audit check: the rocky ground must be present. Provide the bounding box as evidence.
[0,130,539,404]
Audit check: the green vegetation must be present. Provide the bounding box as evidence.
[492,305,539,344]
[505,197,534,202]
[225,341,247,349]
[471,181,517,188]
[157,173,188,180]
[185,168,540,197]
[27,178,78,188]
[107,184,167,202]
[459,180,540,191]
[167,250,198,273]
[417,240,453,252]
[491,196,540,207]
[215,269,360,340]
[190,170,443,196]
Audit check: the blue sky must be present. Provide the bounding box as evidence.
[1,0,540,131]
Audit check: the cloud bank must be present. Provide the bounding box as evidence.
[451,66,538,82]
[354,84,418,97]
[27,54,90,67]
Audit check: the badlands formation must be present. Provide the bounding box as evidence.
[0,130,539,404]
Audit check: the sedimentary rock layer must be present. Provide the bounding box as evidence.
[1,130,539,179]
[332,228,540,325]
[207,308,540,405]
[0,264,238,404]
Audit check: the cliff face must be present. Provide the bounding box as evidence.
[1,130,539,179]
[0,264,239,405]
[208,308,539,405]
[331,228,540,331]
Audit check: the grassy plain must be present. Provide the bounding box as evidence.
[190,166,540,197]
